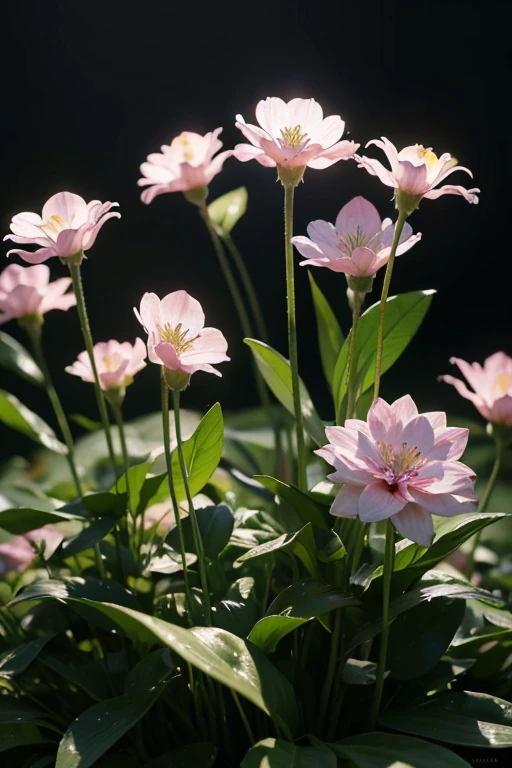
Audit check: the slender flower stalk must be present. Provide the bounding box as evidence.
[369,520,395,730]
[68,261,118,476]
[161,373,194,623]
[173,390,212,625]
[466,438,505,578]
[373,210,407,398]
[109,400,132,517]
[345,290,363,420]
[284,184,307,490]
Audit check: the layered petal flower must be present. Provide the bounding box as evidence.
[135,290,230,384]
[0,263,76,324]
[4,192,120,263]
[138,128,232,204]
[291,196,421,278]
[357,137,479,207]
[66,338,147,391]
[316,394,477,547]
[233,97,359,173]
[441,352,512,426]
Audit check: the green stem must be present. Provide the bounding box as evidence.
[27,325,83,497]
[160,373,194,623]
[373,211,407,399]
[284,184,307,490]
[317,610,342,736]
[173,390,212,625]
[369,520,395,730]
[222,232,269,344]
[466,438,504,578]
[68,262,117,476]
[345,291,363,420]
[232,690,256,744]
[350,522,367,576]
[110,401,132,517]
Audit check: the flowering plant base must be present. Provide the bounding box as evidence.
[1,96,511,768]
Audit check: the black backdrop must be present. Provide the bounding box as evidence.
[1,0,510,461]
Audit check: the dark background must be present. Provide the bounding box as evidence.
[1,0,510,461]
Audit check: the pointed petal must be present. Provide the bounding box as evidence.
[358,480,406,522]
[392,504,434,546]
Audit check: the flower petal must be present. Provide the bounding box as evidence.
[392,503,434,547]
[334,196,382,241]
[160,290,205,336]
[358,480,406,522]
[330,484,362,518]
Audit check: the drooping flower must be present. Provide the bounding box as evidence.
[356,138,479,212]
[291,196,421,278]
[0,263,76,324]
[135,290,229,389]
[441,353,512,427]
[0,526,62,575]
[66,339,147,392]
[317,395,477,547]
[4,192,120,264]
[233,97,358,183]
[138,129,232,205]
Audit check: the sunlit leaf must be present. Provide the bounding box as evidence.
[207,186,247,233]
[0,331,43,386]
[0,389,67,454]
[308,273,344,390]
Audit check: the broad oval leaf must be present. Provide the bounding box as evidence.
[308,273,344,390]
[242,738,336,767]
[0,389,67,454]
[0,507,82,535]
[267,578,361,619]
[207,187,248,233]
[166,504,234,559]
[255,475,329,530]
[0,636,53,678]
[244,339,326,446]
[170,403,224,502]
[237,524,322,579]
[0,331,43,386]
[248,615,308,653]
[327,731,472,767]
[124,648,175,694]
[9,577,140,611]
[0,722,50,754]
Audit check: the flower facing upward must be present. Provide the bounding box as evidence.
[441,353,512,427]
[291,196,421,279]
[135,290,229,388]
[4,192,120,264]
[357,138,479,211]
[138,129,232,204]
[66,339,147,392]
[233,97,359,178]
[0,264,76,325]
[317,395,477,547]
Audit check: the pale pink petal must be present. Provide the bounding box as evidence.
[423,411,447,430]
[136,292,162,336]
[367,398,396,442]
[356,155,397,187]
[424,427,469,462]
[42,192,88,227]
[350,246,379,277]
[140,184,172,204]
[358,480,406,522]
[344,419,372,439]
[181,361,223,377]
[334,197,381,241]
[232,143,277,167]
[82,211,121,251]
[400,415,435,454]
[254,98,288,137]
[441,374,485,409]
[155,342,182,371]
[394,161,428,195]
[307,140,359,169]
[6,247,57,264]
[430,163,473,187]
[330,484,362,518]
[423,185,480,204]
[100,360,129,390]
[392,504,434,547]
[291,236,327,262]
[160,291,205,336]
[409,489,477,517]
[391,394,418,427]
[416,462,476,495]
[234,118,267,149]
[286,98,324,132]
[179,327,230,365]
[366,137,400,172]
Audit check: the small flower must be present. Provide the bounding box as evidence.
[66,339,147,392]
[291,196,421,278]
[233,97,358,182]
[317,395,477,547]
[441,353,512,427]
[0,526,62,575]
[0,263,76,325]
[138,129,232,205]
[4,192,120,264]
[357,138,479,212]
[135,290,229,389]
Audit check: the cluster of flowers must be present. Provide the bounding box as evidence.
[1,97,510,564]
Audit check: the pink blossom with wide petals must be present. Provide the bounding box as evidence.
[135,290,230,378]
[0,525,62,575]
[233,97,359,170]
[0,264,75,324]
[441,352,512,427]
[357,137,479,205]
[291,196,421,277]
[138,128,232,204]
[66,339,147,391]
[317,394,477,547]
[4,192,120,264]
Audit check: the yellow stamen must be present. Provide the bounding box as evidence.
[495,372,512,393]
[378,441,425,476]
[102,354,122,372]
[417,147,439,169]
[280,125,306,149]
[157,322,198,354]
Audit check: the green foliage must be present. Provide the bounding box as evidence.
[0,331,43,386]
[308,273,344,390]
[207,187,247,233]
[0,389,67,453]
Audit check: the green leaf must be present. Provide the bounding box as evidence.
[0,331,43,386]
[0,636,53,678]
[327,731,471,767]
[57,600,298,734]
[143,744,217,768]
[248,615,308,653]
[55,686,165,768]
[379,691,512,747]
[69,413,102,431]
[308,273,344,390]
[237,523,322,579]
[255,475,329,530]
[207,186,247,233]
[148,551,197,574]
[124,649,175,694]
[267,579,361,619]
[58,517,117,558]
[213,577,259,637]
[113,460,153,515]
[245,339,326,446]
[0,389,67,454]
[333,290,435,420]
[341,659,377,686]
[58,492,126,520]
[242,738,336,767]
[171,403,224,502]
[0,507,82,535]
[0,698,60,732]
[0,723,50,754]
[166,504,234,559]
[39,650,110,701]
[9,576,140,612]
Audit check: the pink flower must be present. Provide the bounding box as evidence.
[233,97,359,171]
[291,196,421,277]
[66,339,147,391]
[138,129,232,204]
[356,138,479,205]
[4,192,120,264]
[135,290,230,380]
[317,395,477,547]
[0,525,62,575]
[0,263,76,324]
[441,353,512,427]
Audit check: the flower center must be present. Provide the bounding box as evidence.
[378,441,425,485]
[417,147,439,169]
[280,125,306,149]
[157,322,198,354]
[172,134,195,162]
[102,354,122,372]
[40,214,66,237]
[495,372,512,394]
[337,225,372,255]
